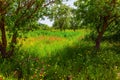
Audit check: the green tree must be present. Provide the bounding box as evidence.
[75,0,120,49]
[49,4,72,31]
[70,8,80,31]
[0,0,58,58]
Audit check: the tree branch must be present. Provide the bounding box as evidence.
[43,0,55,7]
[108,15,120,25]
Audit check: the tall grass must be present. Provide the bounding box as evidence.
[21,29,87,58]
[0,29,120,80]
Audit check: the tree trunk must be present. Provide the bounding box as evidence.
[0,16,18,58]
[95,32,103,49]
[8,31,18,57]
[73,28,76,32]
[64,28,66,31]
[60,28,62,31]
[60,26,63,31]
[95,20,108,49]
[0,16,7,58]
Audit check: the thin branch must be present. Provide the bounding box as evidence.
[14,0,55,26]
[108,15,120,25]
[43,0,55,7]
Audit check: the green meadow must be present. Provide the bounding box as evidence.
[0,29,120,80]
[21,29,86,57]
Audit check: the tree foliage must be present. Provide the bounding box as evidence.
[0,0,61,58]
[49,4,72,31]
[75,0,120,49]
[70,8,81,31]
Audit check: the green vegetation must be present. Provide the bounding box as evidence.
[0,29,120,80]
[75,0,120,49]
[0,0,120,80]
[49,4,72,31]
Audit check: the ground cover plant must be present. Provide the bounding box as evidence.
[0,29,120,80]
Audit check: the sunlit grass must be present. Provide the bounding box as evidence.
[20,29,87,58]
[0,29,120,80]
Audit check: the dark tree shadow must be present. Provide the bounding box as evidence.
[42,39,120,80]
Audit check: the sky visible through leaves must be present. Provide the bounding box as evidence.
[38,0,76,27]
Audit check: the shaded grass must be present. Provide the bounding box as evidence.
[0,29,120,80]
[42,40,120,80]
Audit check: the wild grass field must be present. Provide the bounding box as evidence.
[0,29,120,80]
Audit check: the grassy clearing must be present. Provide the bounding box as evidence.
[20,29,87,58]
[0,29,120,80]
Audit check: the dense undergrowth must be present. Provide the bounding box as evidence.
[0,29,120,80]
